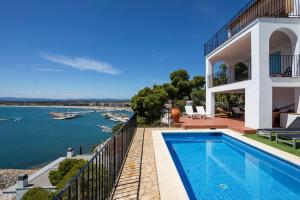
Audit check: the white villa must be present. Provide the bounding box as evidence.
[205,0,300,129]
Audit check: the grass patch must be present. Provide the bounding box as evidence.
[244,134,300,157]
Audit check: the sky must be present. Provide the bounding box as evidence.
[0,0,249,99]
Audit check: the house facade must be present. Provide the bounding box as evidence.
[205,0,300,129]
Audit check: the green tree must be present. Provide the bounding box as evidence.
[191,89,205,106]
[191,76,205,88]
[131,87,168,125]
[162,83,177,101]
[170,69,189,87]
[131,69,206,125]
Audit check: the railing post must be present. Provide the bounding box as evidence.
[113,136,116,183]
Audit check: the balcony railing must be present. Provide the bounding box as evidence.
[204,0,300,56]
[208,59,251,88]
[270,55,300,77]
[53,114,137,200]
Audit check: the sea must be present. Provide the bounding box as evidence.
[0,106,131,169]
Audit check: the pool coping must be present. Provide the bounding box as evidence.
[152,129,300,200]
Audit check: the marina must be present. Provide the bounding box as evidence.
[0,106,132,169]
[102,112,129,123]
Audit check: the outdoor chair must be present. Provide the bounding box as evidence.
[196,106,213,119]
[184,106,200,119]
[276,133,300,149]
[257,117,300,141]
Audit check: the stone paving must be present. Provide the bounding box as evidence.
[138,128,160,200]
[112,128,161,200]
[112,128,145,200]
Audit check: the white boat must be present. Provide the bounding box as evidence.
[97,125,112,133]
[14,118,22,122]
[50,112,78,120]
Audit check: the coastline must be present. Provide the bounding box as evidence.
[0,169,37,190]
[0,105,132,111]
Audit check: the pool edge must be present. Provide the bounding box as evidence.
[152,130,190,200]
[152,129,300,200]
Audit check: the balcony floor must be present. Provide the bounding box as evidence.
[179,116,256,134]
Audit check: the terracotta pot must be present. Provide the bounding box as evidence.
[171,108,181,123]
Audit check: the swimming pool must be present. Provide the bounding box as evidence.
[163,132,300,200]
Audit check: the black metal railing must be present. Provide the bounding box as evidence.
[136,109,172,128]
[204,0,300,56]
[53,114,137,200]
[208,59,251,88]
[270,55,300,77]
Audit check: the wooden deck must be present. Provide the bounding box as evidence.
[178,116,256,134]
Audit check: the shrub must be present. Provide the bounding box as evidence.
[112,123,124,133]
[49,170,60,186]
[22,187,51,200]
[49,159,81,186]
[56,159,87,190]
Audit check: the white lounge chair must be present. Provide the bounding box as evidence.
[196,106,213,119]
[184,106,200,119]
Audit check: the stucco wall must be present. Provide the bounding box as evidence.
[206,18,300,129]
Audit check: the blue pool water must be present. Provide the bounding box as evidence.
[164,133,300,200]
[0,106,131,169]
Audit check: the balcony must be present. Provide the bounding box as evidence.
[270,55,300,77]
[208,59,251,88]
[204,0,300,56]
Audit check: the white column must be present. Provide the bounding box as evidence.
[206,58,213,88]
[245,24,273,129]
[206,91,215,116]
[206,58,215,116]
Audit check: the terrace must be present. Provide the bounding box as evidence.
[50,113,300,200]
[204,0,300,56]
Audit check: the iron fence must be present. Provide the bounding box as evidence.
[207,59,251,88]
[270,55,300,77]
[204,0,300,56]
[53,114,137,200]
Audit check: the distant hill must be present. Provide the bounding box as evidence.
[0,97,130,102]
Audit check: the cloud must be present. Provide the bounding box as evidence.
[34,67,65,72]
[41,53,120,75]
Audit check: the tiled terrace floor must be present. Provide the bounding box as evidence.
[112,128,161,200]
[179,116,256,133]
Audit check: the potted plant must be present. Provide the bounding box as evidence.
[171,107,181,123]
[171,100,185,123]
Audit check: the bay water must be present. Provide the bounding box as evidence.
[0,106,128,169]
